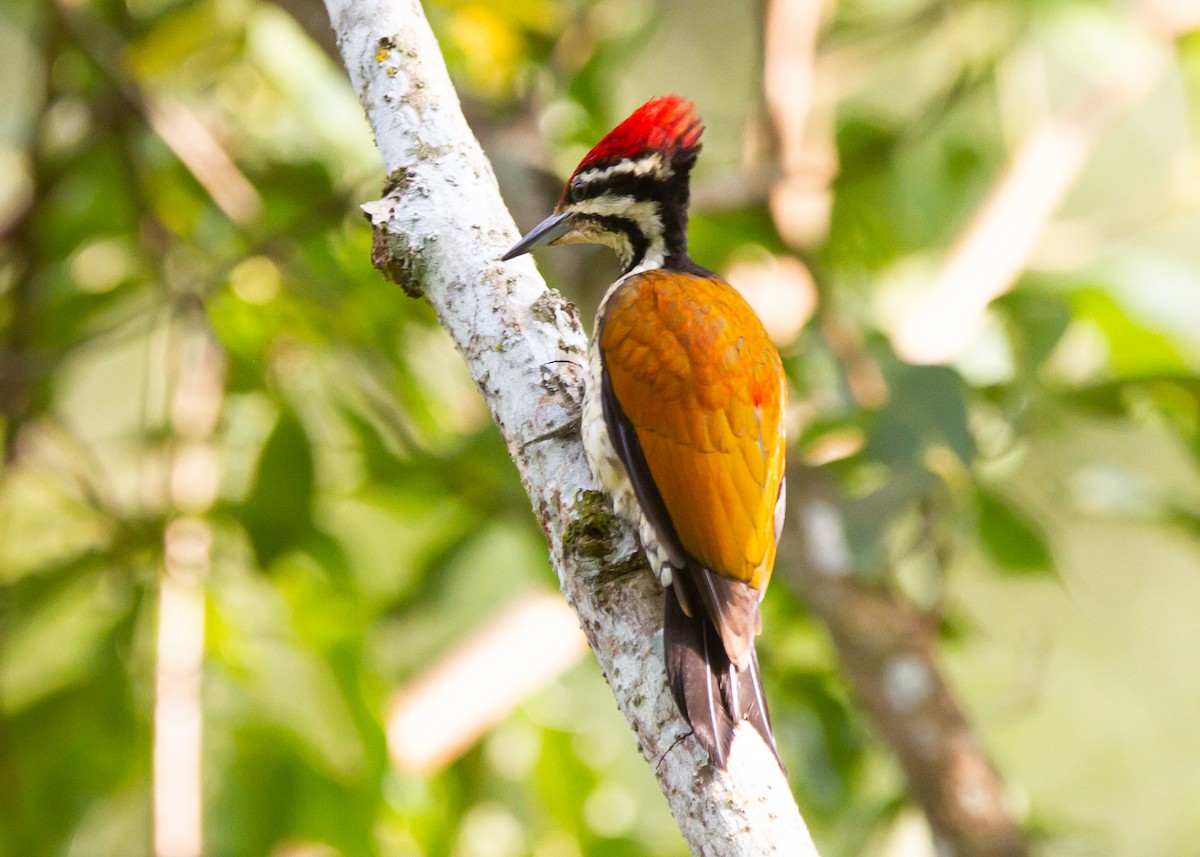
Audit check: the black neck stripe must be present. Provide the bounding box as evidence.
[576,149,698,273]
[583,215,650,272]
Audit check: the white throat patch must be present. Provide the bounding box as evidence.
[568,196,666,270]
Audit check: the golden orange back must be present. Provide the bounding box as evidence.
[599,268,786,591]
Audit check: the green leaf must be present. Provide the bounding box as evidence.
[867,363,975,467]
[0,566,130,713]
[995,290,1073,372]
[1070,287,1186,377]
[240,406,316,568]
[976,488,1054,575]
[1061,380,1130,418]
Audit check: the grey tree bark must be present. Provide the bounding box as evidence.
[320,0,819,853]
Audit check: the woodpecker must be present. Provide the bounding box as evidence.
[503,95,786,770]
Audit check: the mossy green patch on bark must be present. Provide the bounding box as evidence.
[565,490,645,585]
[565,490,620,557]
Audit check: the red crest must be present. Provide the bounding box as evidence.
[576,95,704,170]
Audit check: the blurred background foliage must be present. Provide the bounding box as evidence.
[1,0,1199,855]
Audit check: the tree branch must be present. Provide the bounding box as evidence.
[781,468,1027,857]
[321,0,819,853]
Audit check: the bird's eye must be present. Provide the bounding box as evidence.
[569,180,587,202]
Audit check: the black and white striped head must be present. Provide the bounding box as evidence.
[503,95,704,273]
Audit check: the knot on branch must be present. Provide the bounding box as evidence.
[364,187,424,299]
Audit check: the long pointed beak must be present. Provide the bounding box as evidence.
[501,212,573,261]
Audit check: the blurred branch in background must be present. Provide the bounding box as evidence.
[761,0,888,410]
[154,537,206,857]
[154,316,223,857]
[892,1,1200,364]
[781,468,1027,857]
[387,593,586,774]
[50,0,263,227]
[763,0,835,249]
[142,99,263,228]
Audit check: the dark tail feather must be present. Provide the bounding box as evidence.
[736,647,784,770]
[664,585,736,767]
[663,587,784,771]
